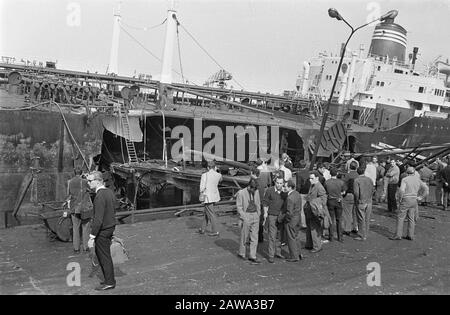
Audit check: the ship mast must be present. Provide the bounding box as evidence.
[108,2,121,75]
[160,2,177,84]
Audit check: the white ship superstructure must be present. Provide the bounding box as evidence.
[296,13,450,127]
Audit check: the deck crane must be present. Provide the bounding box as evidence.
[203,69,232,88]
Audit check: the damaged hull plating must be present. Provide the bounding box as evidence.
[0,104,314,220]
[0,109,102,218]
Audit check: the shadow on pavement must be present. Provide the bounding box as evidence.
[214,238,239,255]
[185,217,203,230]
[370,224,393,238]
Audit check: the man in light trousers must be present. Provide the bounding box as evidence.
[199,160,222,236]
[390,167,429,241]
[353,167,374,241]
[236,179,262,264]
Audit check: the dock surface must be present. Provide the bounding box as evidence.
[1,204,450,295]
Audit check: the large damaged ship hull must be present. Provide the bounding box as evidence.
[0,98,316,225]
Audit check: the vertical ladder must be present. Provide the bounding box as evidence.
[119,102,138,163]
[309,85,323,118]
[366,73,376,91]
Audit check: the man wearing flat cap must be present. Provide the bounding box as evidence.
[87,171,117,291]
[390,167,429,241]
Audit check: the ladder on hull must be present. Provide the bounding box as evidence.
[119,101,138,163]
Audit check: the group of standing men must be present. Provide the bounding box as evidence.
[198,152,432,265]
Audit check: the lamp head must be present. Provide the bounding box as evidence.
[328,8,343,21]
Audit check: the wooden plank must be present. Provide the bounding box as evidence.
[12,173,33,217]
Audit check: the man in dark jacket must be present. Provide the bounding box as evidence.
[296,160,310,229]
[305,171,327,253]
[324,168,345,242]
[263,176,287,263]
[386,159,400,212]
[87,171,117,291]
[67,167,92,253]
[283,179,303,262]
[342,161,359,235]
[440,161,450,211]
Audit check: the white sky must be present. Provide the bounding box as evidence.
[1,0,449,94]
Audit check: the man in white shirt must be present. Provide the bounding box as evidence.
[199,160,223,236]
[318,164,331,181]
[346,154,360,172]
[279,160,292,182]
[364,157,378,187]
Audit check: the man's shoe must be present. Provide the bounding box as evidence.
[304,246,313,250]
[275,254,286,259]
[310,248,322,253]
[343,232,351,236]
[248,258,262,264]
[207,232,219,237]
[267,257,275,263]
[389,236,402,241]
[403,236,414,241]
[94,284,115,291]
[237,254,246,260]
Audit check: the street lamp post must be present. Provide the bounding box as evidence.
[309,8,398,171]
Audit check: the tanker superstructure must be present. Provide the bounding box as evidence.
[296,13,450,152]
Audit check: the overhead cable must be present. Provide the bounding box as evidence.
[177,19,246,90]
[120,18,167,32]
[119,24,197,85]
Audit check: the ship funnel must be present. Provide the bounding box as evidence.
[368,11,406,63]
